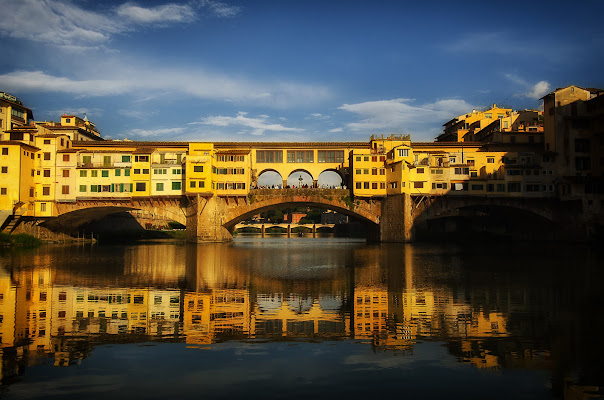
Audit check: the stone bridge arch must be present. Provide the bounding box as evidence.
[44,198,187,234]
[187,189,382,242]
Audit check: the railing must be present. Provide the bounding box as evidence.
[77,162,132,168]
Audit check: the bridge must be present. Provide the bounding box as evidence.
[233,222,336,237]
[1,134,588,242]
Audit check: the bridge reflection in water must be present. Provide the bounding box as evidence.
[0,239,601,399]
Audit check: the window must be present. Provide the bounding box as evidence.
[355,182,362,190]
[193,165,203,172]
[0,166,6,173]
[143,169,149,174]
[172,182,181,190]
[199,181,205,188]
[256,150,283,163]
[470,171,478,177]
[487,157,494,163]
[91,170,98,177]
[355,169,361,175]
[43,139,51,145]
[416,168,424,174]
[135,155,149,162]
[318,150,344,163]
[156,183,164,191]
[454,167,469,175]
[1,148,7,155]
[124,169,130,176]
[497,184,505,192]
[122,155,131,162]
[62,169,69,177]
[62,185,69,194]
[79,185,86,192]
[363,182,369,189]
[287,150,314,163]
[467,159,475,166]
[40,203,47,212]
[101,170,109,177]
[397,148,409,157]
[172,169,181,175]
[190,181,196,188]
[43,169,50,177]
[413,182,424,188]
[134,169,140,174]
[43,152,51,160]
[372,182,378,189]
[372,168,377,175]
[63,154,70,162]
[471,184,484,191]
[379,169,385,175]
[42,187,50,196]
[0,188,6,195]
[80,170,88,178]
[136,182,146,191]
[380,182,386,189]
[115,169,121,176]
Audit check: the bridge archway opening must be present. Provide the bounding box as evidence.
[224,200,379,240]
[417,204,556,240]
[257,170,283,188]
[317,170,343,188]
[287,170,313,188]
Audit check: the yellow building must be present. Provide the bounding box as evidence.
[0,92,33,136]
[438,104,513,142]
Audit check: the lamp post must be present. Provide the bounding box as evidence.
[298,175,303,187]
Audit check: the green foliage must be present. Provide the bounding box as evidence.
[247,193,256,204]
[0,233,42,247]
[340,195,353,208]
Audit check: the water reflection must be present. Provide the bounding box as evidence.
[0,238,602,398]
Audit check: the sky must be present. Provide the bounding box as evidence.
[0,0,603,143]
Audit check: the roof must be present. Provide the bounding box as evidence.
[540,85,604,99]
[0,141,40,151]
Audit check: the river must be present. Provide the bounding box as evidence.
[0,237,602,399]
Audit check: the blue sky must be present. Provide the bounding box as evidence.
[1,0,602,143]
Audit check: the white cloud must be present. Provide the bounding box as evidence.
[0,0,122,46]
[126,127,186,137]
[198,112,303,136]
[198,0,241,17]
[505,74,551,99]
[0,67,331,108]
[0,0,239,48]
[116,2,196,24]
[525,81,551,99]
[329,127,343,133]
[338,98,473,137]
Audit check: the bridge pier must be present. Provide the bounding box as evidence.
[186,194,233,243]
[379,193,413,242]
[261,224,265,237]
[287,224,291,238]
[312,224,316,237]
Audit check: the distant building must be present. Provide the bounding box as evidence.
[321,211,348,224]
[283,212,306,224]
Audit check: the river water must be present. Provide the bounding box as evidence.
[0,236,602,399]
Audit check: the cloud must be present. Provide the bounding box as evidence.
[198,0,241,17]
[329,127,343,133]
[0,0,122,46]
[0,0,239,48]
[505,74,551,99]
[0,68,331,108]
[116,2,196,24]
[125,127,186,138]
[338,98,473,135]
[525,81,551,99]
[198,112,304,136]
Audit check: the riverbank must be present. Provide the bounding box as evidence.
[0,232,42,247]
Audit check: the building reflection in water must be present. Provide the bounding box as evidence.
[0,240,600,398]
